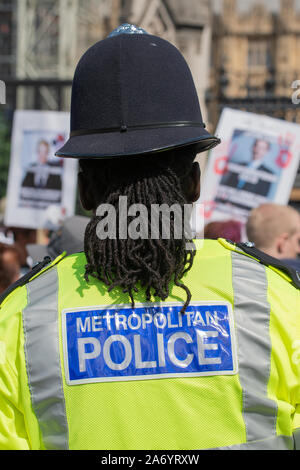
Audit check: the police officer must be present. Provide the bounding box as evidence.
[0,24,300,451]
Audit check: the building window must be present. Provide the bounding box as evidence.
[248,40,271,68]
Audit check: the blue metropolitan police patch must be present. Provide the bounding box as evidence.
[62,302,238,385]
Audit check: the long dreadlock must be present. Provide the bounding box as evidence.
[80,147,197,313]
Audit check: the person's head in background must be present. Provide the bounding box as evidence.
[0,244,22,293]
[204,220,242,243]
[37,139,50,165]
[246,203,300,260]
[252,139,271,162]
[7,227,37,268]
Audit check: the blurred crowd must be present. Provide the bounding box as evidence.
[0,215,89,295]
[0,202,299,296]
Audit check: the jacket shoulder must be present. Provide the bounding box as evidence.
[219,238,300,290]
[0,253,67,308]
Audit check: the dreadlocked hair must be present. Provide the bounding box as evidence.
[80,147,198,314]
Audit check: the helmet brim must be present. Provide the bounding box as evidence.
[55,126,220,159]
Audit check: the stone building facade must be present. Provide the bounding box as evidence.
[5,0,211,116]
[209,0,300,125]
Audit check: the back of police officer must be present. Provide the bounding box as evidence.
[0,25,300,450]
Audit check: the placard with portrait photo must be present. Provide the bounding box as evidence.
[5,110,78,230]
[199,108,300,227]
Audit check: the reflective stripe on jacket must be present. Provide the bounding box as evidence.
[0,239,299,450]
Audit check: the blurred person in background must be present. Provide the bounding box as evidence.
[25,215,90,266]
[7,227,37,274]
[246,203,300,266]
[0,244,21,294]
[204,220,242,243]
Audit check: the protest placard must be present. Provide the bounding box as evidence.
[199,108,300,230]
[5,110,78,230]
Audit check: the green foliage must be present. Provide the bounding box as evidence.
[0,111,11,200]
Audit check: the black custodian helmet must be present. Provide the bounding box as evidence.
[56,24,220,160]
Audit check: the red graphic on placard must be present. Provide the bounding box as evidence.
[214,156,228,175]
[276,134,294,169]
[214,142,238,175]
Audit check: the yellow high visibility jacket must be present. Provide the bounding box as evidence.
[0,238,299,450]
